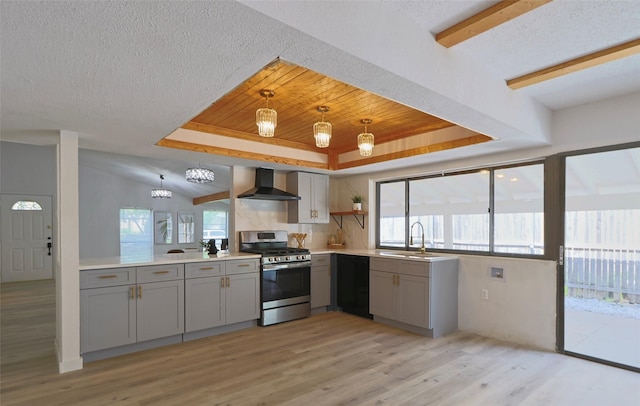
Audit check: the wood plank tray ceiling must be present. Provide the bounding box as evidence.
[158,59,492,171]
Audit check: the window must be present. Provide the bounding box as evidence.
[202,209,228,241]
[494,165,544,254]
[377,162,544,257]
[120,208,152,259]
[379,181,406,247]
[12,201,42,210]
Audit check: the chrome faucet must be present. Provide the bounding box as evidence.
[410,221,426,253]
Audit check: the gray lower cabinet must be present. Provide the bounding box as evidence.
[185,276,224,332]
[184,259,259,333]
[369,257,458,337]
[80,265,184,354]
[370,269,428,327]
[311,254,331,309]
[225,272,260,324]
[80,284,136,352]
[136,279,184,341]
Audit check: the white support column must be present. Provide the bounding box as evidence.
[55,130,82,373]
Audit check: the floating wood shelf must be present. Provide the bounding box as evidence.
[330,211,368,229]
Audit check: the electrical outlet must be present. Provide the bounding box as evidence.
[481,288,489,300]
[491,267,504,279]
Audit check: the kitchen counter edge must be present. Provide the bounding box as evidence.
[310,249,457,262]
[79,252,262,271]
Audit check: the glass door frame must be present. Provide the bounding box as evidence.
[555,141,640,373]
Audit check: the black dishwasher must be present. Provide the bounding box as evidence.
[337,255,372,319]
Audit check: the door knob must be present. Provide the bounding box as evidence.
[47,242,52,256]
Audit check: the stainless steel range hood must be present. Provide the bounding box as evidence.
[237,168,301,201]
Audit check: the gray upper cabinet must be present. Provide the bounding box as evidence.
[287,172,329,224]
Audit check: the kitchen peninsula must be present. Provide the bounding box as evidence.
[79,252,261,362]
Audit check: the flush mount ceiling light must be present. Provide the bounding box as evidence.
[313,106,332,148]
[185,164,215,184]
[151,174,172,198]
[256,89,277,138]
[358,119,374,157]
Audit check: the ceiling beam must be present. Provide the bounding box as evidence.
[157,138,328,170]
[193,191,231,206]
[508,38,640,89]
[337,134,492,170]
[436,0,552,48]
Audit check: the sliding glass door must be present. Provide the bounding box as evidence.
[563,146,640,369]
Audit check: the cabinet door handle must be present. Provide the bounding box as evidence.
[153,270,170,275]
[137,285,142,299]
[237,264,250,267]
[98,275,117,279]
[226,277,231,288]
[130,286,134,299]
[199,267,214,271]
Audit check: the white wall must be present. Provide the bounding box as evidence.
[458,256,556,350]
[78,165,214,258]
[0,141,57,196]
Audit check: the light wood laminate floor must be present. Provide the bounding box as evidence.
[1,280,638,405]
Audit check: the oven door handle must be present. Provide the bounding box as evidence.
[263,261,311,271]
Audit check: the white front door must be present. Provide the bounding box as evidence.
[1,194,53,282]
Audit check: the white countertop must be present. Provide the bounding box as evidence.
[310,248,458,262]
[80,249,456,270]
[79,252,261,271]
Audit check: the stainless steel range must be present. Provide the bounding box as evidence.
[239,230,311,326]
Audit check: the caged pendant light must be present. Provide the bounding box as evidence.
[256,89,277,137]
[313,106,332,148]
[151,174,172,198]
[357,119,374,157]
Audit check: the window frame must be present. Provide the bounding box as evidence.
[376,160,546,259]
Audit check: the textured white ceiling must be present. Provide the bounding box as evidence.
[1,0,639,186]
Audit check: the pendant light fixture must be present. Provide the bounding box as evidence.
[151,174,172,198]
[313,106,332,148]
[358,119,374,157]
[185,164,215,184]
[256,89,277,137]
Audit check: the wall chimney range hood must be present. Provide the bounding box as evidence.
[237,168,301,201]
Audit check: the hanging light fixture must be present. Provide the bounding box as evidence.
[358,119,374,157]
[151,174,172,198]
[313,106,332,148]
[186,164,215,184]
[256,89,277,137]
